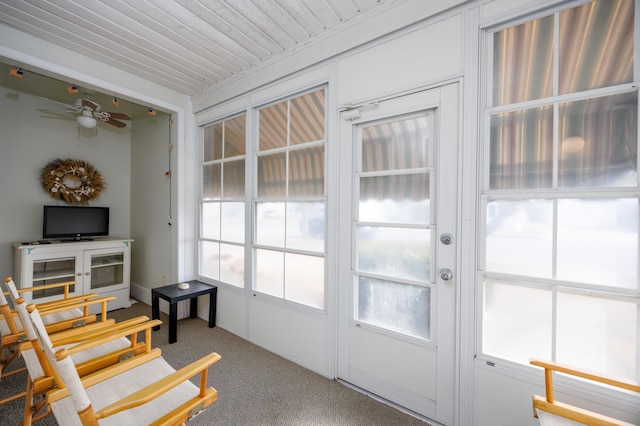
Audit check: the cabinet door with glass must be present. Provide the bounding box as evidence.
[26,251,83,303]
[84,247,130,294]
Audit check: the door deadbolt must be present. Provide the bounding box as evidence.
[440,268,453,281]
[440,233,453,245]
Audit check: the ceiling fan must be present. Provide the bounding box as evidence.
[40,97,131,128]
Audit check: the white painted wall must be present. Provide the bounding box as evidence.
[0,88,132,278]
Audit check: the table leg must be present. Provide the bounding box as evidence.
[190,297,198,319]
[208,288,217,328]
[169,302,177,344]
[151,294,160,331]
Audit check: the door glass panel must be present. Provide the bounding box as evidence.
[557,198,638,288]
[357,276,431,340]
[485,199,553,278]
[559,92,638,188]
[361,114,432,172]
[357,226,430,282]
[359,173,430,224]
[353,111,435,341]
[559,0,634,94]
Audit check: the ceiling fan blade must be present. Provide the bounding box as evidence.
[104,117,128,128]
[81,98,100,111]
[103,111,131,121]
[39,97,80,112]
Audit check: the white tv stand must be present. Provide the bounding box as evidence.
[13,237,133,313]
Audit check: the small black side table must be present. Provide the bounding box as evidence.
[151,280,217,344]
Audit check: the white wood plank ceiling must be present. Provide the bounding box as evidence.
[0,0,392,96]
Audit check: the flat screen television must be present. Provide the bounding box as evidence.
[42,205,109,241]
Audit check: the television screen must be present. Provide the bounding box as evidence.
[43,205,109,240]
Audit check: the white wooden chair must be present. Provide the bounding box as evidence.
[10,295,157,425]
[1,277,113,382]
[27,304,221,425]
[530,359,640,426]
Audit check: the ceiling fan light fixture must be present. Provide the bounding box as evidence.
[77,115,97,128]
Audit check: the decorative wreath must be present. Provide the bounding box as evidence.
[40,158,105,204]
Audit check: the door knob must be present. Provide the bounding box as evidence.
[440,233,453,245]
[440,268,453,281]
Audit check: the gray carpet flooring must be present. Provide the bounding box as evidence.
[1,300,430,425]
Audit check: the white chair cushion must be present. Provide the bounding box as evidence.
[21,337,132,381]
[50,357,202,426]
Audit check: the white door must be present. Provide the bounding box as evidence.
[337,84,459,424]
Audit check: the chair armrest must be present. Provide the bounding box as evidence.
[65,319,162,355]
[96,352,221,420]
[530,359,640,393]
[50,316,151,346]
[36,293,100,310]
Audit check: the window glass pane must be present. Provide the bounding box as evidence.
[259,101,287,150]
[557,291,637,380]
[490,106,554,189]
[357,276,431,340]
[290,89,325,145]
[286,202,324,252]
[256,202,285,247]
[559,0,634,94]
[483,280,552,364]
[358,226,430,282]
[257,152,286,197]
[220,243,244,287]
[202,163,221,200]
[203,123,222,161]
[362,114,432,172]
[255,249,283,297]
[359,173,430,224]
[223,159,245,198]
[557,198,638,289]
[289,146,324,197]
[220,202,245,243]
[492,15,554,106]
[224,115,246,157]
[285,253,324,308]
[201,202,220,240]
[559,93,638,188]
[199,241,220,280]
[486,200,553,278]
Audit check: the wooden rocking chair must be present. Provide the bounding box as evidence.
[27,304,221,425]
[530,359,640,426]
